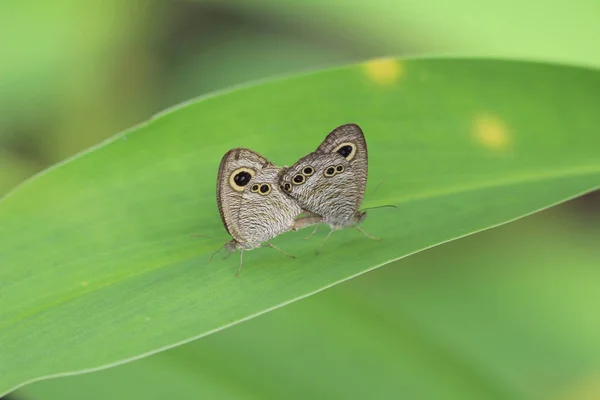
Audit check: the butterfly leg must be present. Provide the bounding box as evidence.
[235,250,244,277]
[304,225,319,240]
[190,234,228,262]
[355,226,380,240]
[222,239,239,260]
[265,243,296,259]
[190,234,220,240]
[208,242,227,262]
[316,229,336,254]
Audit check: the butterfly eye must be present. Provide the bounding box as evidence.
[336,165,344,173]
[258,184,271,195]
[302,166,314,176]
[229,168,255,192]
[324,166,336,177]
[292,174,305,184]
[333,142,357,161]
[251,184,260,192]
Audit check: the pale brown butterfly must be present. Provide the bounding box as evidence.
[279,123,395,251]
[194,148,306,275]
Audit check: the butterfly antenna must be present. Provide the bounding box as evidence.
[361,204,398,211]
[363,180,396,211]
[369,179,385,197]
[190,234,221,240]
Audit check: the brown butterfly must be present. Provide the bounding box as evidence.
[280,124,393,250]
[197,148,305,275]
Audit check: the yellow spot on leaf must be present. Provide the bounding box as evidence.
[363,58,403,85]
[472,113,511,151]
[557,372,600,400]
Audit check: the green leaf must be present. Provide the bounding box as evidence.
[1,58,599,395]
[17,204,600,400]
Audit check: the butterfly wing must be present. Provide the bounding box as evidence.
[280,124,368,228]
[237,167,302,246]
[216,148,273,242]
[315,123,368,204]
[217,148,302,248]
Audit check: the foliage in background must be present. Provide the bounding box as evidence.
[2,0,600,197]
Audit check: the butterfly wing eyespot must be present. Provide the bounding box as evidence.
[336,165,344,173]
[292,174,306,185]
[259,183,272,195]
[333,142,357,161]
[229,168,255,192]
[251,184,260,192]
[283,182,292,192]
[324,166,336,177]
[302,166,314,176]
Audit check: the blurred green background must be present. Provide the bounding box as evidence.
[2,0,599,399]
[2,0,600,197]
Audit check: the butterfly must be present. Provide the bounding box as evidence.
[202,148,305,275]
[279,124,382,249]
